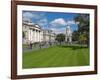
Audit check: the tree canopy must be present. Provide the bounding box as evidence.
[55,33,65,45]
[74,14,90,46]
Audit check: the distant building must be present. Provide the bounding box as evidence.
[22,21,56,44]
[43,30,56,43]
[65,25,73,43]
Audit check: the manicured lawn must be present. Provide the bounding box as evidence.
[23,45,89,69]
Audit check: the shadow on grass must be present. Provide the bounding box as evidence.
[58,45,88,50]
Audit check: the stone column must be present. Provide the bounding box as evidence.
[34,29,36,42]
[36,30,39,42]
[36,30,38,42]
[40,31,41,42]
[32,29,35,43]
[40,31,43,42]
[38,30,40,42]
[39,31,40,42]
[35,29,37,42]
[28,29,31,43]
[30,29,33,42]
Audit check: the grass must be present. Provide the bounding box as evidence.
[23,45,89,69]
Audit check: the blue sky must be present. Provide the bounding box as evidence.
[22,10,80,34]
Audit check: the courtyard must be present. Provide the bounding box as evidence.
[23,44,89,68]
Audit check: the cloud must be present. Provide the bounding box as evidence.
[23,12,34,19]
[22,17,32,22]
[50,27,66,34]
[50,18,77,28]
[67,20,76,25]
[22,11,46,21]
[50,18,67,26]
[22,11,48,27]
[37,18,48,27]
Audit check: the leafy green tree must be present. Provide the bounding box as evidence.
[72,31,79,41]
[79,34,87,44]
[55,33,65,45]
[74,14,89,47]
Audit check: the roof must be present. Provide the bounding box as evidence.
[23,21,41,29]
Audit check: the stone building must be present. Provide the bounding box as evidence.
[43,30,56,43]
[22,21,56,44]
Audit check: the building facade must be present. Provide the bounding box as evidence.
[22,21,56,44]
[43,30,56,43]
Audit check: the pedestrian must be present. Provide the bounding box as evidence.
[30,42,33,49]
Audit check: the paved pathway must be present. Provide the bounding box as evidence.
[23,44,55,53]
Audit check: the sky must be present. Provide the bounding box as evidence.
[22,10,80,34]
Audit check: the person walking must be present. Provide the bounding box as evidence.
[30,41,33,49]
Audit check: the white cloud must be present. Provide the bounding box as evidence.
[37,18,48,27]
[50,18,77,27]
[50,18,67,26]
[67,20,76,25]
[76,21,80,24]
[22,12,46,21]
[51,27,66,34]
[23,12,33,19]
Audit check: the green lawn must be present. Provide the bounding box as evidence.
[23,45,89,69]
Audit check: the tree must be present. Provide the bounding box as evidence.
[74,14,89,47]
[72,31,79,41]
[55,33,65,45]
[79,34,87,45]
